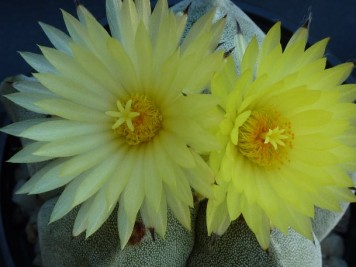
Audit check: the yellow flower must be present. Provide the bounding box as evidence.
[207,22,356,249]
[2,0,225,248]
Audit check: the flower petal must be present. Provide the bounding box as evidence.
[13,80,54,95]
[34,72,112,110]
[143,142,162,211]
[4,92,56,114]
[20,119,106,141]
[50,172,87,223]
[29,159,77,194]
[19,52,55,73]
[159,131,195,168]
[165,185,191,230]
[39,22,72,54]
[33,132,113,157]
[122,147,145,223]
[1,118,48,137]
[35,98,110,123]
[8,141,52,163]
[73,196,94,236]
[60,141,120,177]
[207,198,230,236]
[118,196,136,249]
[71,154,120,208]
[85,149,132,237]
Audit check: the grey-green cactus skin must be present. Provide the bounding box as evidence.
[1,0,355,266]
[172,0,265,45]
[269,230,322,267]
[36,197,346,267]
[187,202,273,267]
[172,0,265,72]
[187,202,323,267]
[38,198,196,267]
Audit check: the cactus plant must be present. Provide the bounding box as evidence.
[2,74,353,267]
[0,0,355,266]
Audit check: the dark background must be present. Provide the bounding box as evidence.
[0,0,355,82]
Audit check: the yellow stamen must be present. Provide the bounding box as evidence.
[106,94,162,145]
[106,99,140,131]
[237,109,293,167]
[263,127,289,150]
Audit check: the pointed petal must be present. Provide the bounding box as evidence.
[4,92,56,114]
[8,141,52,163]
[159,131,195,168]
[29,159,77,194]
[50,172,87,222]
[140,192,167,238]
[19,52,55,73]
[39,46,114,99]
[118,196,136,249]
[69,43,121,97]
[13,80,54,95]
[106,0,122,41]
[206,198,231,235]
[185,150,214,198]
[165,185,191,230]
[226,186,242,220]
[61,9,89,47]
[35,98,110,123]
[144,142,162,211]
[259,22,281,64]
[34,72,112,110]
[84,152,127,237]
[39,22,72,54]
[1,118,48,137]
[20,119,106,141]
[136,0,151,28]
[117,0,139,52]
[71,154,119,208]
[241,199,271,249]
[107,37,139,90]
[16,159,64,194]
[152,138,176,187]
[33,132,113,157]
[163,119,220,153]
[164,165,193,207]
[73,196,94,236]
[123,147,145,223]
[60,141,120,177]
[135,21,153,90]
[154,192,168,237]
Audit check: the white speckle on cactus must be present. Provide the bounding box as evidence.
[187,202,272,267]
[171,0,265,73]
[270,229,322,267]
[37,198,197,267]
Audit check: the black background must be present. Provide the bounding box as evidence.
[0,0,355,82]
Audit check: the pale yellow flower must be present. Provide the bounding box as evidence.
[2,0,225,248]
[207,22,356,249]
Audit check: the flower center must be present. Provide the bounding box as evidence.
[237,109,293,167]
[106,94,162,145]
